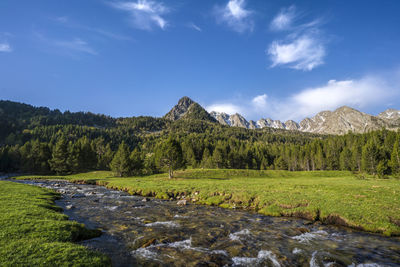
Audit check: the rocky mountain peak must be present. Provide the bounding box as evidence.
[164,96,195,121]
[164,97,216,123]
[177,96,195,108]
[210,104,400,135]
[378,108,400,120]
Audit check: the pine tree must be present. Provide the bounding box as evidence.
[361,140,380,174]
[130,148,144,176]
[49,137,70,175]
[110,142,131,177]
[339,147,352,171]
[390,139,400,175]
[155,137,183,178]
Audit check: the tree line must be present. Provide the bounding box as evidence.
[1,128,399,178]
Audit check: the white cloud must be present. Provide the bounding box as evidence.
[188,23,202,32]
[54,38,97,55]
[214,0,254,33]
[268,33,325,71]
[268,5,326,71]
[0,43,12,52]
[111,0,169,30]
[206,73,399,121]
[252,94,267,109]
[270,5,296,31]
[206,103,243,115]
[53,16,132,41]
[285,77,393,120]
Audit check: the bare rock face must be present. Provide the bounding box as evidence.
[210,105,400,135]
[229,113,249,128]
[164,97,216,123]
[164,96,194,121]
[378,109,400,121]
[210,111,232,126]
[285,120,300,131]
[298,106,389,135]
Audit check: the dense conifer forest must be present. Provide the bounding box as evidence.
[1,100,399,177]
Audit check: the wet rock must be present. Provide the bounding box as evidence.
[72,193,85,198]
[177,199,187,206]
[296,227,310,234]
[141,238,157,248]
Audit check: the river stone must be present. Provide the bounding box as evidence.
[72,193,85,198]
[177,199,187,206]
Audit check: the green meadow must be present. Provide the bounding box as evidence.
[16,169,400,236]
[0,181,110,266]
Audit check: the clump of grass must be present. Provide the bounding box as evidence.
[0,181,110,266]
[14,169,400,236]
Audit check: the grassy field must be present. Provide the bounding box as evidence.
[16,169,400,236]
[0,181,110,266]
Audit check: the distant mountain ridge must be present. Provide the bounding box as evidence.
[2,97,399,136]
[210,106,400,135]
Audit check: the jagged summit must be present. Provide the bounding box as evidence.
[209,105,400,135]
[164,97,217,123]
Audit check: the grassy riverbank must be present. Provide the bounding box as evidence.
[16,169,400,236]
[0,181,110,266]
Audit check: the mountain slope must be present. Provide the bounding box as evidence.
[164,97,217,123]
[210,106,400,135]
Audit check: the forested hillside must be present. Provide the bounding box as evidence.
[0,100,399,178]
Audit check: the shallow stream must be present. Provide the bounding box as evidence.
[15,180,400,267]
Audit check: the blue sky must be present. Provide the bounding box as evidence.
[1,0,400,121]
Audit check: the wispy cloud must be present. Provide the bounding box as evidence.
[53,16,132,41]
[270,5,296,31]
[188,22,202,32]
[214,0,254,33]
[53,38,97,55]
[206,72,399,121]
[268,33,325,71]
[0,32,13,53]
[110,0,169,31]
[267,6,326,71]
[0,43,12,52]
[35,33,97,56]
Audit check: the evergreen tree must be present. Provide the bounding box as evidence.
[110,142,131,177]
[155,137,183,178]
[390,139,400,175]
[361,140,380,174]
[49,137,70,175]
[201,147,213,168]
[130,148,144,176]
[339,147,352,171]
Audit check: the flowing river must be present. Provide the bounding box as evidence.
[15,180,400,267]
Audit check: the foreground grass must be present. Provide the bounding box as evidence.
[17,169,400,236]
[0,181,110,266]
